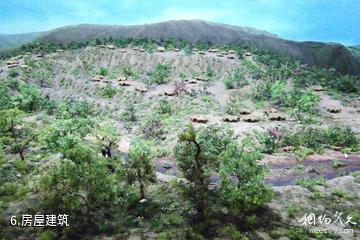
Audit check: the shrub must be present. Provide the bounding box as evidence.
[148,64,171,84]
[224,69,247,89]
[295,177,327,189]
[8,69,19,78]
[251,81,272,101]
[325,126,359,151]
[101,84,118,98]
[295,91,319,112]
[157,99,171,115]
[13,84,43,112]
[218,224,247,240]
[331,75,359,93]
[99,67,108,76]
[121,101,136,122]
[284,127,325,153]
[122,64,137,78]
[225,94,245,115]
[140,114,164,139]
[260,127,287,154]
[173,80,186,95]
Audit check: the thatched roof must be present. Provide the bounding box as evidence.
[223,116,240,122]
[191,116,208,123]
[165,90,175,96]
[156,46,165,52]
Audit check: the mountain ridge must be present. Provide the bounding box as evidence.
[1,20,359,75]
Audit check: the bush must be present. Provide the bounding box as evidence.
[295,177,327,189]
[121,101,136,122]
[260,127,287,154]
[325,126,359,151]
[99,67,108,76]
[251,81,272,101]
[157,99,171,115]
[225,94,245,115]
[122,64,137,78]
[140,114,164,139]
[224,69,247,89]
[101,84,118,98]
[13,84,43,112]
[8,69,19,78]
[331,75,359,93]
[148,64,171,84]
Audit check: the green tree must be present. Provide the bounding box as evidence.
[219,142,273,213]
[174,124,233,223]
[38,143,117,226]
[0,108,35,161]
[126,140,156,200]
[94,124,120,158]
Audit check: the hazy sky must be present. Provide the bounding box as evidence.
[0,0,359,45]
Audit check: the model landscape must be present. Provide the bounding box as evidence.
[0,20,360,240]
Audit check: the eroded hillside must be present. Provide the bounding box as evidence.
[1,43,360,239]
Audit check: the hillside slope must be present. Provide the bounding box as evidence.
[349,45,360,61]
[37,20,360,75]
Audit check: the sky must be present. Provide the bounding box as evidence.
[0,0,359,45]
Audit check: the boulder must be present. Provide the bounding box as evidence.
[326,106,341,113]
[227,55,235,59]
[216,53,224,57]
[56,49,64,53]
[221,51,228,55]
[139,48,145,52]
[242,116,259,122]
[133,47,139,51]
[104,79,111,83]
[357,108,360,113]
[193,48,199,51]
[268,113,287,121]
[191,116,208,123]
[174,48,180,52]
[199,51,206,55]
[228,50,236,54]
[222,115,240,122]
[0,69,3,73]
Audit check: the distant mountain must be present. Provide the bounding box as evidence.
[348,45,360,61]
[2,20,360,75]
[0,32,43,49]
